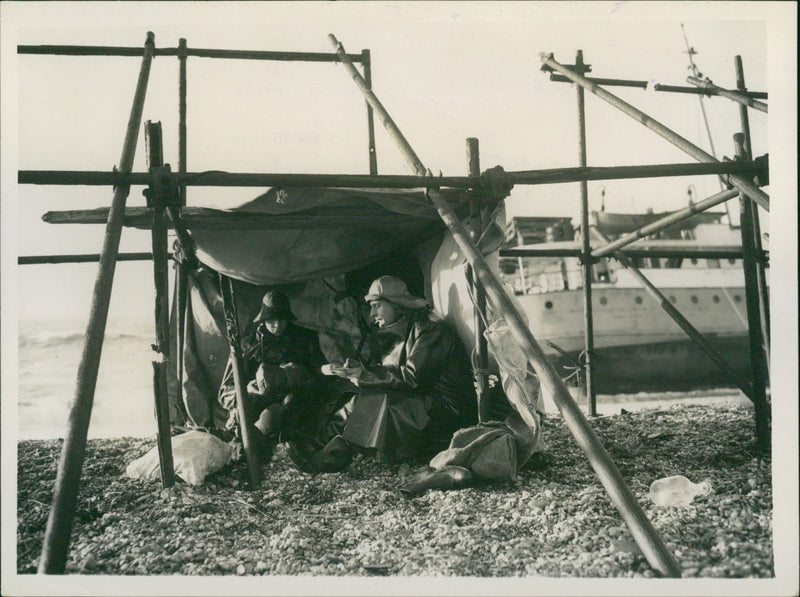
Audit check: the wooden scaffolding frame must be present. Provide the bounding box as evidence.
[16,32,770,578]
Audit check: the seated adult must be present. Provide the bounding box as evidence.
[217,289,327,462]
[289,275,478,472]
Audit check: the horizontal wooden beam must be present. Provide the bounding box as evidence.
[19,170,477,190]
[687,76,768,113]
[18,159,764,191]
[548,74,648,89]
[506,161,761,185]
[18,252,167,265]
[18,44,364,63]
[501,246,747,259]
[654,83,767,100]
[41,206,447,231]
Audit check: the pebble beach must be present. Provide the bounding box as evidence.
[16,401,774,580]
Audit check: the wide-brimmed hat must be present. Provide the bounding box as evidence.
[255,290,296,322]
[364,275,427,310]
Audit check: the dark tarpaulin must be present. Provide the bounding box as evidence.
[190,186,466,286]
[168,186,470,429]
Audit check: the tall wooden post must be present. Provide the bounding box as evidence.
[362,49,378,175]
[219,276,262,488]
[144,121,177,488]
[466,138,489,422]
[176,37,189,416]
[734,133,771,449]
[38,32,156,575]
[734,56,770,370]
[575,50,597,416]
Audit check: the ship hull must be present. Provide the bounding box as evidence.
[548,335,752,394]
[430,234,758,394]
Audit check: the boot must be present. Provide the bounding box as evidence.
[310,435,357,473]
[400,465,473,496]
[287,435,356,474]
[255,404,283,437]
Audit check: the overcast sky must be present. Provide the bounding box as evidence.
[1,1,795,324]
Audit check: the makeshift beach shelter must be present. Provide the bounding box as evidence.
[17,32,771,579]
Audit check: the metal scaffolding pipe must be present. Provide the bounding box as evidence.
[38,32,156,575]
[653,83,767,99]
[592,188,740,258]
[540,53,770,213]
[687,76,768,113]
[329,32,681,578]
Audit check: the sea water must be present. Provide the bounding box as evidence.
[15,319,752,439]
[17,319,159,439]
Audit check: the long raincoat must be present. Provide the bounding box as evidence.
[337,309,478,461]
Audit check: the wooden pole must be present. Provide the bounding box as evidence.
[19,160,761,189]
[20,169,475,189]
[734,56,770,369]
[18,252,166,264]
[687,76,768,113]
[362,50,378,175]
[176,37,190,415]
[328,33,681,578]
[548,74,648,88]
[575,50,597,416]
[19,43,365,63]
[654,82,767,99]
[42,206,462,230]
[504,246,744,260]
[38,32,156,575]
[591,228,756,399]
[466,138,489,422]
[540,53,770,213]
[178,38,188,207]
[734,133,771,449]
[218,276,262,488]
[144,121,176,488]
[592,188,740,258]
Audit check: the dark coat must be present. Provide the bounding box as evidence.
[340,310,478,461]
[218,321,326,432]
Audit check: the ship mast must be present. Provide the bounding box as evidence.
[680,23,733,225]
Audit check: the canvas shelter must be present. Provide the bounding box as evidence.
[160,184,506,432]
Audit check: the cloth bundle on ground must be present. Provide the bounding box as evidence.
[126,431,237,486]
[429,410,537,481]
[402,316,546,494]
